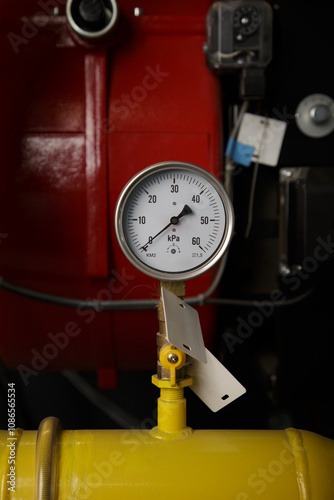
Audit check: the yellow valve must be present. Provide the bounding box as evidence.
[159,344,186,387]
[152,345,191,436]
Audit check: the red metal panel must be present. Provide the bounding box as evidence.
[0,1,223,386]
[85,53,109,277]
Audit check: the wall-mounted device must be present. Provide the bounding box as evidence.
[295,93,334,138]
[204,0,273,72]
[279,166,334,278]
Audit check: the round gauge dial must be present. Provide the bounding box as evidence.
[233,5,260,36]
[114,162,234,281]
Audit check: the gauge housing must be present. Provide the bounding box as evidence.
[114,162,234,281]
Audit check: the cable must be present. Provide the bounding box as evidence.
[228,100,250,143]
[187,253,229,306]
[0,274,313,310]
[218,50,242,59]
[0,261,226,309]
[244,116,269,238]
[218,50,255,60]
[224,100,249,197]
[205,287,313,308]
[62,370,141,429]
[244,161,259,238]
[0,277,121,310]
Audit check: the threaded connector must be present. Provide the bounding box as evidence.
[160,387,184,401]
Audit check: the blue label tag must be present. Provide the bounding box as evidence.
[226,138,255,167]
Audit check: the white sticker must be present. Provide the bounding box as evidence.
[188,348,246,412]
[237,113,287,167]
[161,287,207,364]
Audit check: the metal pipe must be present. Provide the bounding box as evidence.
[35,417,61,500]
[1,424,333,499]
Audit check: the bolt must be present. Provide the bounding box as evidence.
[167,353,179,364]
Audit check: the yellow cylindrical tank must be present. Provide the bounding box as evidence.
[1,426,334,499]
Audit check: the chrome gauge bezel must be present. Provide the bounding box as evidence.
[114,161,234,281]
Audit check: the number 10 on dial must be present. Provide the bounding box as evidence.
[114,162,234,281]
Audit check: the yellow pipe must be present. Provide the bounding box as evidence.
[1,425,334,499]
[0,428,23,500]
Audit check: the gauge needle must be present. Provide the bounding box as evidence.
[140,204,192,251]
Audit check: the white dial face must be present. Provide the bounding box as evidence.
[115,162,234,280]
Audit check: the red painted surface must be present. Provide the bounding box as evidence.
[0,1,223,386]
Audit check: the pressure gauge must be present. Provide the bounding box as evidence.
[114,162,234,281]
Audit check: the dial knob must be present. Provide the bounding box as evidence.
[233,5,260,37]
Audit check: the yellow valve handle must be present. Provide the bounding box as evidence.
[159,344,186,387]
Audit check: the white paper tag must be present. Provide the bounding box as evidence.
[188,348,246,412]
[237,113,287,167]
[161,287,207,364]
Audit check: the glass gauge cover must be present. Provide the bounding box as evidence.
[114,162,234,281]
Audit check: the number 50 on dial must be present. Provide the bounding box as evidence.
[114,161,234,281]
